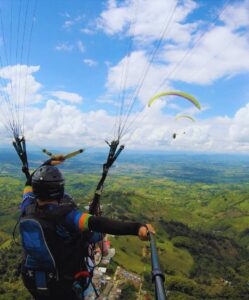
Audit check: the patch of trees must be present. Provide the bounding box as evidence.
[160,220,249,298]
[120,282,137,299]
[0,243,21,282]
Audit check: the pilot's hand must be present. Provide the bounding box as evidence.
[42,154,65,166]
[138,224,156,241]
[51,154,65,165]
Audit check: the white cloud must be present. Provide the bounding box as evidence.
[55,41,85,53]
[63,20,75,30]
[51,91,83,104]
[83,59,98,67]
[22,100,115,148]
[100,0,249,104]
[55,42,74,52]
[96,96,119,107]
[80,28,95,35]
[4,1,245,153]
[62,14,85,30]
[60,12,71,18]
[97,0,198,44]
[0,64,42,136]
[160,26,249,85]
[229,103,249,145]
[77,40,85,53]
[1,78,249,153]
[0,64,42,106]
[220,0,249,30]
[120,100,249,153]
[107,50,172,104]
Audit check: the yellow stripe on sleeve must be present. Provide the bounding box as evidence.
[78,213,91,232]
[23,186,32,194]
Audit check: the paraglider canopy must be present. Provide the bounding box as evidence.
[148,91,201,110]
[175,114,195,122]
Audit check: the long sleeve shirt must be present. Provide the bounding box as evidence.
[21,186,142,236]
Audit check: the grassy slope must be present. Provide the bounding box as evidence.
[1,167,249,298]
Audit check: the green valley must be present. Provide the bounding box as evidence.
[1,150,249,299]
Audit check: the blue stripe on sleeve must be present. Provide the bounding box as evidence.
[74,211,83,229]
[20,198,34,213]
[65,210,76,225]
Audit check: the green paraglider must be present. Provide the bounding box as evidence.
[148,91,201,110]
[175,114,195,122]
[173,114,196,140]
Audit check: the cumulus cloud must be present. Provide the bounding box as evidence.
[1,1,249,154]
[0,64,42,106]
[1,67,249,153]
[121,110,232,152]
[229,103,249,145]
[98,0,198,44]
[107,50,172,104]
[118,100,249,154]
[51,91,83,104]
[96,96,119,106]
[0,64,42,136]
[220,0,249,30]
[99,0,249,101]
[160,26,249,85]
[23,100,115,148]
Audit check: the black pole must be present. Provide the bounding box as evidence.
[149,232,167,300]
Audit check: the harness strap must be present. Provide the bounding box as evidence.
[72,281,84,300]
[35,271,48,291]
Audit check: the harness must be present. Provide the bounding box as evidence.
[19,202,91,298]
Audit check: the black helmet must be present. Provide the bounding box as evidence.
[32,165,64,201]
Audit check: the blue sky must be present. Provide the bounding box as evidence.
[0,0,249,153]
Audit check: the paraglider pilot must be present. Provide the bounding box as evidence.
[19,155,155,300]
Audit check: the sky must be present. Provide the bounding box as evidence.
[0,0,249,153]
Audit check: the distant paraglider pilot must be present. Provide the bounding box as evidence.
[19,155,155,300]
